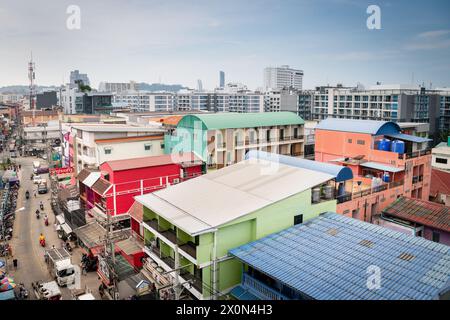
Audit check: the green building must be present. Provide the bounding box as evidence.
[135,156,342,300]
[164,112,305,169]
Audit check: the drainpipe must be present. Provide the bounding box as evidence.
[113,184,117,216]
[212,231,218,300]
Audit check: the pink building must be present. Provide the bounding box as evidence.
[315,118,432,222]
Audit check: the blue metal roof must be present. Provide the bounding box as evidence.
[385,133,432,143]
[229,213,450,300]
[230,285,261,300]
[360,162,404,173]
[245,150,353,182]
[316,118,401,135]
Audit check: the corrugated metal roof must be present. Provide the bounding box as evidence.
[102,152,202,172]
[246,150,353,182]
[360,161,404,173]
[135,159,335,236]
[229,212,450,300]
[316,118,401,135]
[83,172,102,188]
[385,133,432,143]
[91,178,112,195]
[383,197,450,233]
[179,112,304,130]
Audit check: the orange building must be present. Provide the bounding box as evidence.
[315,118,432,223]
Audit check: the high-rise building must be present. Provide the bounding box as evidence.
[264,65,303,90]
[264,88,298,113]
[197,79,203,92]
[70,70,90,86]
[219,71,225,88]
[98,81,138,93]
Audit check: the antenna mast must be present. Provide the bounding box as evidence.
[28,52,36,110]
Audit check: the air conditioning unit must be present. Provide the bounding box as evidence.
[173,178,180,184]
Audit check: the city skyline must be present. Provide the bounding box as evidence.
[1,0,450,90]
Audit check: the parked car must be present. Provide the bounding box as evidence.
[33,175,42,184]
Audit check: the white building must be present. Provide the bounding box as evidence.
[98,81,138,93]
[68,124,166,173]
[113,91,176,112]
[265,88,299,113]
[0,93,23,104]
[264,65,303,90]
[432,140,450,171]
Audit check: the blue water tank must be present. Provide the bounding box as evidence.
[337,182,346,197]
[378,138,391,151]
[382,172,390,183]
[391,140,405,154]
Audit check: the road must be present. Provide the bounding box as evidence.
[7,156,102,300]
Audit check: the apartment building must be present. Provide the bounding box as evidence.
[113,91,176,112]
[307,84,442,137]
[98,81,138,93]
[136,157,339,299]
[264,65,303,90]
[70,70,90,86]
[60,85,114,114]
[315,118,433,222]
[164,112,305,169]
[68,124,165,173]
[22,124,61,156]
[0,93,23,104]
[438,88,450,131]
[264,88,298,113]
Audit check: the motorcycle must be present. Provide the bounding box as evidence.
[40,203,44,211]
[64,242,72,252]
[36,211,40,219]
[25,191,30,199]
[44,217,49,226]
[39,238,45,247]
[18,284,29,300]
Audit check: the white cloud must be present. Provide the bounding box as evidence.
[417,29,450,39]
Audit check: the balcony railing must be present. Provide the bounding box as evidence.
[412,175,423,184]
[337,179,404,204]
[399,148,431,160]
[242,273,289,300]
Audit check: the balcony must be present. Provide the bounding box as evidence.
[412,175,423,184]
[235,140,244,147]
[337,179,405,204]
[179,242,197,259]
[217,142,226,149]
[399,148,431,160]
[241,273,289,300]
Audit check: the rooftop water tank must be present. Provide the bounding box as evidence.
[382,172,390,183]
[391,140,405,154]
[324,185,333,199]
[312,188,321,203]
[378,138,391,152]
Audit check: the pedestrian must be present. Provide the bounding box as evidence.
[34,190,36,198]
[13,259,18,270]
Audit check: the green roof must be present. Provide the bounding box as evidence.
[179,112,304,130]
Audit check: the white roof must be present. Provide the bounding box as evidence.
[83,172,101,188]
[136,159,334,236]
[70,123,164,133]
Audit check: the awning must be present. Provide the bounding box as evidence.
[116,237,143,256]
[385,133,432,143]
[61,223,73,234]
[360,162,404,173]
[56,214,65,225]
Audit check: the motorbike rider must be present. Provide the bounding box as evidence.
[39,233,45,243]
[35,209,40,215]
[25,190,30,198]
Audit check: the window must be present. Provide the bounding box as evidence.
[144,144,152,151]
[104,148,112,155]
[352,209,359,219]
[348,139,352,144]
[357,140,365,145]
[432,231,440,243]
[436,157,448,164]
[294,128,299,138]
[294,214,303,225]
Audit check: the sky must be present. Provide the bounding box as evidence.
[0,0,450,90]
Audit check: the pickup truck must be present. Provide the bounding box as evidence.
[45,248,76,287]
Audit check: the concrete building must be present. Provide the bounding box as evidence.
[136,157,340,299]
[264,65,303,90]
[60,84,114,114]
[164,112,305,169]
[68,124,165,173]
[438,88,450,132]
[308,84,442,137]
[98,81,138,93]
[315,118,433,222]
[22,124,61,156]
[0,93,23,104]
[381,196,450,246]
[229,212,450,300]
[113,91,176,112]
[70,70,90,86]
[431,138,450,171]
[264,88,298,113]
